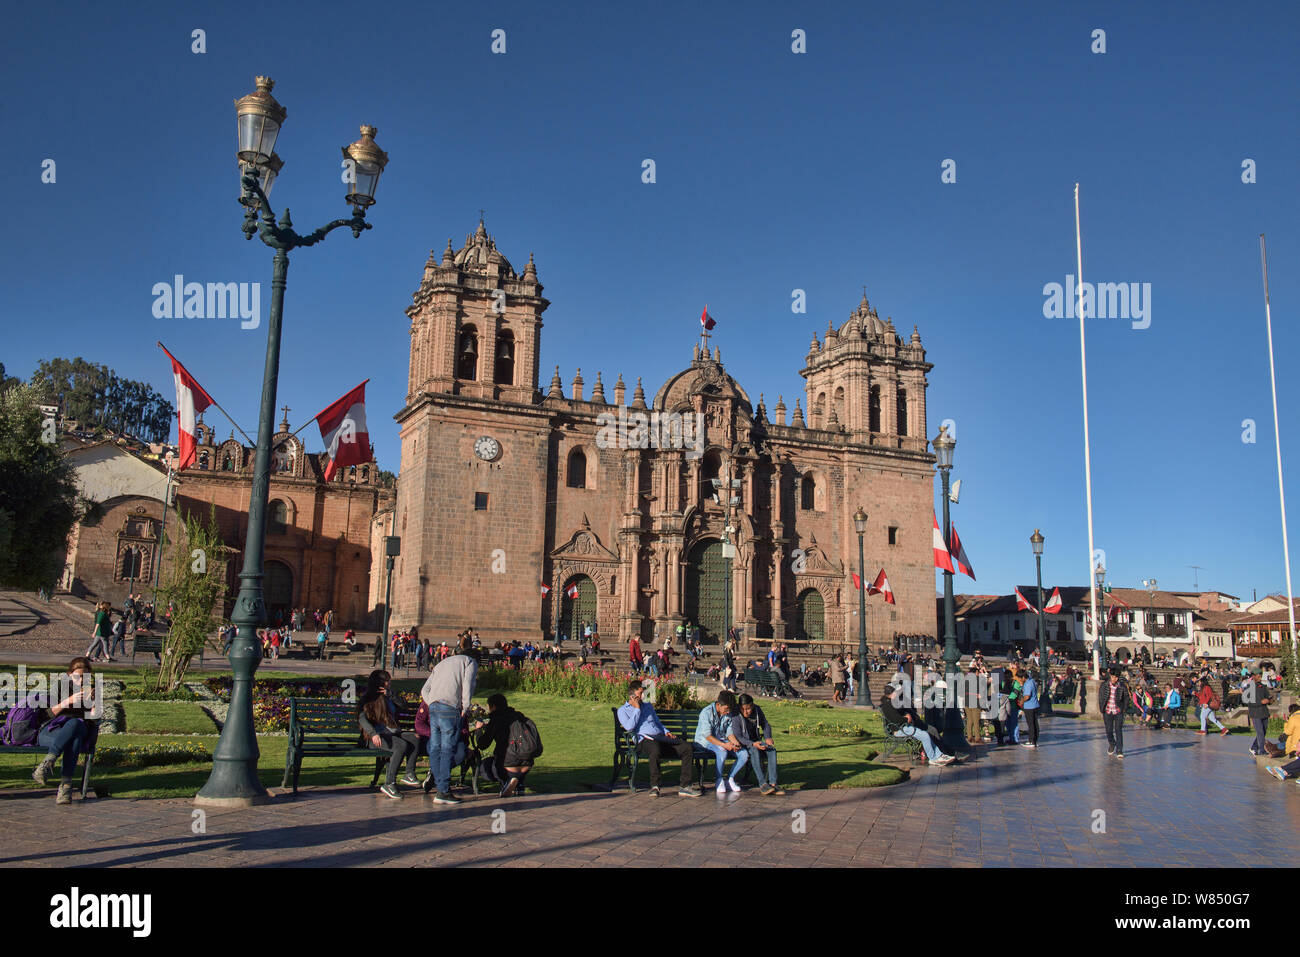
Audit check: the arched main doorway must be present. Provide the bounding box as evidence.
[265,560,294,625]
[684,539,727,644]
[559,575,597,641]
[792,588,825,642]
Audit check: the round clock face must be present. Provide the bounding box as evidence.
[474,436,500,461]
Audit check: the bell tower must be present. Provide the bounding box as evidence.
[404,217,548,405]
[801,290,930,451]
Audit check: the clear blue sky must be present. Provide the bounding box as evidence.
[4,1,1297,603]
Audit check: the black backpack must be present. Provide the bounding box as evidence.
[504,712,543,765]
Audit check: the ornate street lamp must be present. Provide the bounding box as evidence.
[932,425,964,749]
[854,507,869,706]
[1031,529,1048,712]
[1095,562,1109,670]
[196,77,388,807]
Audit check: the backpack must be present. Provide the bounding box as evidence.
[1207,690,1221,711]
[1,693,47,746]
[504,712,543,765]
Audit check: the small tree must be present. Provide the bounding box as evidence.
[155,508,227,692]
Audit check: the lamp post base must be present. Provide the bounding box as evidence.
[194,792,273,809]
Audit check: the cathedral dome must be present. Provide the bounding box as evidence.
[652,355,753,413]
[454,218,515,275]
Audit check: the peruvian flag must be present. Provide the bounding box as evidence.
[851,572,861,590]
[700,306,716,330]
[565,583,579,599]
[540,583,551,596]
[315,380,372,481]
[1015,587,1038,614]
[1044,587,1063,615]
[933,513,955,573]
[948,523,975,580]
[868,568,896,604]
[159,343,215,471]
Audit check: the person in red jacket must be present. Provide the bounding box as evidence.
[628,635,644,674]
[1195,679,1229,735]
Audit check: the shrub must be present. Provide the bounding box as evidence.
[94,741,213,767]
[785,721,871,737]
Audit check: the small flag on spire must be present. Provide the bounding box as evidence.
[700,306,716,330]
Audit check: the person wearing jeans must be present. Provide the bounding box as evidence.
[1195,680,1228,734]
[879,684,954,765]
[617,680,701,797]
[1244,673,1273,756]
[1101,669,1127,758]
[107,618,128,660]
[29,657,98,804]
[732,694,783,794]
[694,691,748,791]
[1006,669,1023,744]
[419,636,479,804]
[1019,673,1040,748]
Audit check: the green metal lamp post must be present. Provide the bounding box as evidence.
[196,77,388,807]
[932,425,965,749]
[1031,529,1048,712]
[854,507,870,706]
[1095,563,1109,670]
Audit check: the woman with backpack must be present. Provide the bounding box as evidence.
[357,670,423,799]
[85,602,112,661]
[9,657,98,804]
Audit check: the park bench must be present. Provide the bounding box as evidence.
[282,697,386,796]
[878,718,924,765]
[0,716,98,798]
[743,668,782,697]
[131,635,163,663]
[608,707,713,790]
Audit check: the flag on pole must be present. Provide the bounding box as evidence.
[933,513,955,573]
[851,572,861,590]
[565,583,579,599]
[868,568,895,604]
[1015,587,1038,614]
[315,381,372,481]
[540,583,551,596]
[700,306,716,330]
[948,523,975,580]
[159,343,215,471]
[1044,587,1063,614]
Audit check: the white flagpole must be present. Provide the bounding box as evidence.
[1075,185,1101,681]
[1260,234,1298,658]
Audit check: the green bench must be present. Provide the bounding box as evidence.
[879,719,924,765]
[743,668,782,697]
[131,635,163,663]
[608,707,713,790]
[282,697,385,796]
[0,717,98,798]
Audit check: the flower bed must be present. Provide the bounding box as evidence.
[478,662,696,708]
[784,721,871,738]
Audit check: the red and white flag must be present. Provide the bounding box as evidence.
[159,343,215,471]
[933,513,955,573]
[565,583,579,599]
[948,523,975,580]
[540,583,551,596]
[315,380,372,481]
[851,572,862,590]
[700,306,716,330]
[1015,587,1038,614]
[868,568,896,604]
[1044,587,1063,614]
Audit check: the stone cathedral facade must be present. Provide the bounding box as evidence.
[392,219,939,649]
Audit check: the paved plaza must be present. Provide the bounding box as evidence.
[3,714,1297,868]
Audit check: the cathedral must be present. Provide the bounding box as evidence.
[392,219,939,650]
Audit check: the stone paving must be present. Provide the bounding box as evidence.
[3,714,1297,868]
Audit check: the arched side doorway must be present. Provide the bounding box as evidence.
[265,560,294,625]
[792,588,825,642]
[559,575,597,641]
[684,539,727,644]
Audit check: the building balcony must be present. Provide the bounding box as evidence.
[1104,622,1131,637]
[1234,641,1282,658]
[1147,624,1187,638]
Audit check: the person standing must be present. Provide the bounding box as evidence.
[1101,668,1128,759]
[85,602,112,661]
[628,634,643,674]
[1019,669,1040,748]
[106,615,127,662]
[1244,670,1274,756]
[1005,667,1023,745]
[1194,679,1229,735]
[419,635,479,805]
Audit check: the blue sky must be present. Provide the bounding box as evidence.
[3,0,1297,602]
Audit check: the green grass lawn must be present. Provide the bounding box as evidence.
[0,690,905,798]
[119,701,219,735]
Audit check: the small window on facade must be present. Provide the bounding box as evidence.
[801,472,816,510]
[474,492,489,511]
[888,526,898,546]
[269,500,288,535]
[1014,619,1021,630]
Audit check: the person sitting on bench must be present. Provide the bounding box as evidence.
[357,670,422,799]
[732,693,784,795]
[879,682,954,766]
[694,690,749,792]
[21,657,99,804]
[616,679,702,798]
[471,693,537,796]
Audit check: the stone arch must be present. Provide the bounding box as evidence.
[792,587,826,642]
[869,385,881,432]
[457,323,479,381]
[495,327,515,385]
[567,446,591,489]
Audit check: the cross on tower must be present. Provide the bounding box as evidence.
[279,404,291,429]
[700,303,712,353]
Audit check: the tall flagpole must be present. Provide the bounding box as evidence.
[1075,185,1101,681]
[1260,234,1298,658]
